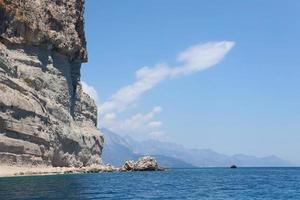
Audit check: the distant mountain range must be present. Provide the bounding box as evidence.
[101,128,291,168]
[101,128,194,168]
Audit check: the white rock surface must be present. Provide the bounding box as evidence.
[0,0,103,167]
[121,156,163,171]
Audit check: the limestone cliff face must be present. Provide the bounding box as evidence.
[0,0,87,61]
[0,0,104,167]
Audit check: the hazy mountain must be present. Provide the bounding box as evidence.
[101,128,195,168]
[101,128,291,167]
[101,129,139,166]
[128,138,291,167]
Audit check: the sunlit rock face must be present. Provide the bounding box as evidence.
[0,0,87,61]
[0,0,104,167]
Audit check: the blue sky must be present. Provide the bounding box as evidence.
[82,0,300,164]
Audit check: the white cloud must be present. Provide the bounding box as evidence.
[172,41,235,76]
[101,107,163,136]
[99,41,235,115]
[148,121,162,128]
[100,64,169,114]
[118,106,162,132]
[102,113,116,123]
[81,81,99,102]
[83,41,235,139]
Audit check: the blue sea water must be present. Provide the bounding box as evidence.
[0,168,300,200]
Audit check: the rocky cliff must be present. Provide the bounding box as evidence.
[0,0,104,167]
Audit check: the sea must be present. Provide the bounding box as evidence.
[0,168,300,200]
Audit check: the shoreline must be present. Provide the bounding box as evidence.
[0,160,166,178]
[0,165,119,178]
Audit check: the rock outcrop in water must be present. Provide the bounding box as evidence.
[0,0,104,167]
[121,156,164,171]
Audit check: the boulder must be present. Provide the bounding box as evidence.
[121,156,164,171]
[121,160,135,171]
[134,156,158,171]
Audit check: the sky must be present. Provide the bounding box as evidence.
[81,0,300,164]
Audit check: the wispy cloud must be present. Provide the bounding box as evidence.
[100,106,164,139]
[100,41,234,115]
[82,41,235,139]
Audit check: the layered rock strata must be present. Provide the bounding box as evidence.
[0,0,104,167]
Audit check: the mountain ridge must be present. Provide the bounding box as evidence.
[101,128,195,168]
[101,128,291,168]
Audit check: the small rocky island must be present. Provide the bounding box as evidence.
[121,156,165,171]
[0,0,163,176]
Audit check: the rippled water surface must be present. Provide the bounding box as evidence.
[1,168,300,200]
